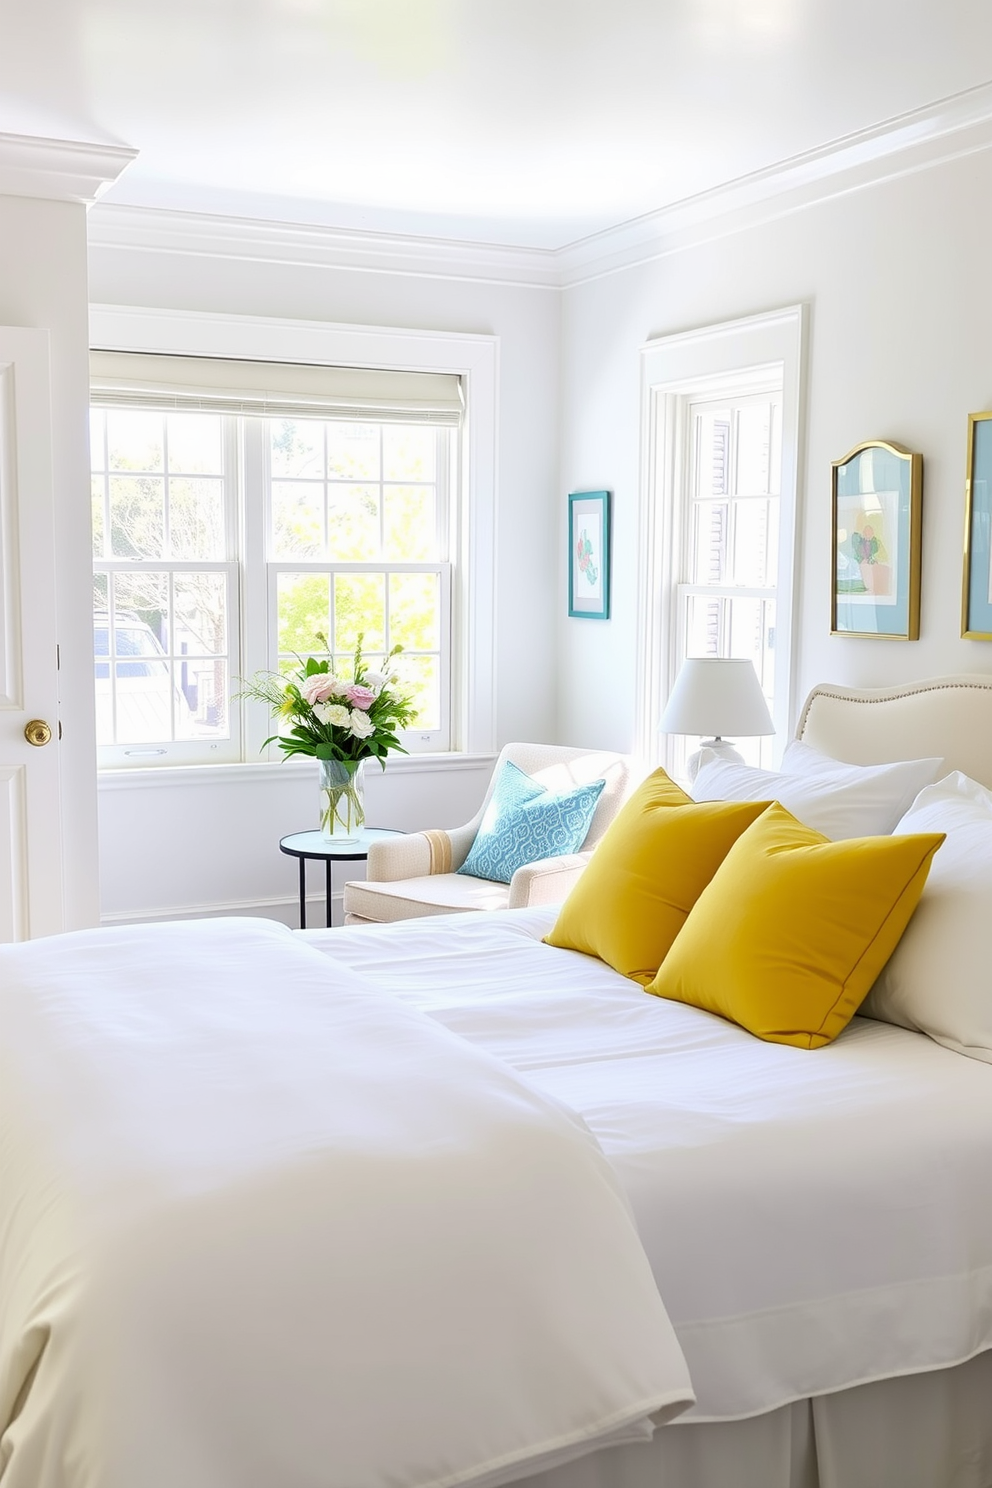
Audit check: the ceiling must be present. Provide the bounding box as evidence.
[2,0,991,249]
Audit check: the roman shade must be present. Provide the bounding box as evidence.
[89,351,464,425]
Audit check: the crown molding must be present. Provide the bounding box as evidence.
[87,202,561,289]
[0,132,136,206]
[85,79,992,291]
[557,79,992,285]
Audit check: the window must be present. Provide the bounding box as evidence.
[636,307,805,776]
[91,355,460,767]
[675,385,783,772]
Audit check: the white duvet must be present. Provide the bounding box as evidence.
[307,907,992,1423]
[0,917,693,1488]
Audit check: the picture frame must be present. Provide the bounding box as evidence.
[962,412,992,639]
[831,440,922,640]
[568,490,611,620]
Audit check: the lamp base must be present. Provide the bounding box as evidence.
[685,737,744,783]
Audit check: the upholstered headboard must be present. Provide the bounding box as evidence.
[797,675,992,788]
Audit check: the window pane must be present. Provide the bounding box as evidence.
[272,481,324,558]
[167,413,223,475]
[109,476,165,559]
[178,659,229,741]
[174,572,227,656]
[727,596,773,688]
[168,477,225,560]
[277,573,331,656]
[112,657,174,744]
[730,498,773,587]
[393,653,440,731]
[111,571,169,649]
[383,425,436,483]
[327,484,380,561]
[685,594,724,657]
[326,423,380,481]
[695,409,732,498]
[384,485,436,561]
[107,410,164,473]
[692,502,728,584]
[736,403,772,496]
[271,419,323,478]
[389,572,440,651]
[91,476,105,558]
[334,573,385,653]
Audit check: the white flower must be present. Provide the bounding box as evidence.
[348,708,376,739]
[362,670,388,693]
[315,702,351,727]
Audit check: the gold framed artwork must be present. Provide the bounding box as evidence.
[831,440,922,640]
[962,412,992,639]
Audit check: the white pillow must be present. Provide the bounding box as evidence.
[690,739,943,840]
[860,772,992,1062]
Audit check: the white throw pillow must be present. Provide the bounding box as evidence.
[690,739,943,840]
[860,772,992,1062]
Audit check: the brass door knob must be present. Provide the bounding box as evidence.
[24,719,53,747]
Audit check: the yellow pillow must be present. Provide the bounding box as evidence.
[647,802,944,1048]
[544,768,770,983]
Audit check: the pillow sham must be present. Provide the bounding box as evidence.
[544,768,769,983]
[458,760,605,884]
[690,739,943,840]
[648,802,944,1048]
[860,772,992,1063]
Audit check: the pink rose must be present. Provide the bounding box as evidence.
[301,674,337,705]
[344,684,376,710]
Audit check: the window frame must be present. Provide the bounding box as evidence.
[89,306,498,771]
[636,307,806,774]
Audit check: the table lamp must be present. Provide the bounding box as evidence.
[661,657,774,781]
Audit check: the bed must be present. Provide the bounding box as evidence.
[3,674,992,1488]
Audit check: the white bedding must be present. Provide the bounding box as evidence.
[306,907,992,1422]
[0,917,693,1488]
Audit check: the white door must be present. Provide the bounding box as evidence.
[0,327,64,940]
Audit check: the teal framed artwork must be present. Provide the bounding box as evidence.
[831,441,922,640]
[568,490,611,620]
[962,413,992,638]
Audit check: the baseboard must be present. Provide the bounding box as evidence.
[99,891,342,929]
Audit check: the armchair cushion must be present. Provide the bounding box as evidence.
[457,761,606,884]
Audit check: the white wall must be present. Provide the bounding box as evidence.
[558,148,992,753]
[0,193,100,929]
[87,231,561,923]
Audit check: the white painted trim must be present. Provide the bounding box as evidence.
[557,80,992,285]
[87,203,560,289]
[88,305,499,756]
[100,893,320,926]
[96,752,497,792]
[635,305,806,766]
[0,132,136,205]
[87,80,992,288]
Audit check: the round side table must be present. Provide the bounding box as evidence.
[279,828,401,929]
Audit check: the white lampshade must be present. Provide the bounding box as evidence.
[661,658,774,740]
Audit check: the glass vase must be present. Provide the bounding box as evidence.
[318,758,365,845]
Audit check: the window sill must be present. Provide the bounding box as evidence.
[97,752,497,791]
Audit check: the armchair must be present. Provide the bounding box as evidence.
[342,742,631,925]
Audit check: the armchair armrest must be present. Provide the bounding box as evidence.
[507,852,591,909]
[366,823,479,882]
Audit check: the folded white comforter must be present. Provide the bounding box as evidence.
[0,918,693,1488]
[309,907,992,1424]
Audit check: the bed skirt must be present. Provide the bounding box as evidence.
[523,1349,992,1488]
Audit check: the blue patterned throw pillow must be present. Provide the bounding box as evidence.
[458,760,605,884]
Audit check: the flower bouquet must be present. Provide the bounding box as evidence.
[240,634,416,843]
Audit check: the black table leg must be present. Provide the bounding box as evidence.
[326,858,333,927]
[299,858,307,930]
